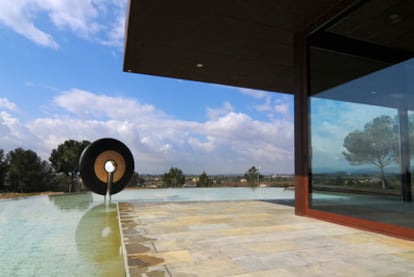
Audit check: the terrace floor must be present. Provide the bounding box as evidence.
[118,200,414,277]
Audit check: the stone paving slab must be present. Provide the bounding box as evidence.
[118,201,414,277]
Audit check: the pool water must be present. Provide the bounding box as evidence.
[0,193,123,276]
[0,187,293,276]
[115,187,294,202]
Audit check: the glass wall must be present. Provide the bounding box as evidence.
[308,0,414,229]
[309,55,413,228]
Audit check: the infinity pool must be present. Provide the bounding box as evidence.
[0,187,294,276]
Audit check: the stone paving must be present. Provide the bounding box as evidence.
[118,200,414,277]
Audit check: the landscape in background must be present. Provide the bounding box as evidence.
[0,2,411,198]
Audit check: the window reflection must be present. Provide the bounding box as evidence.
[309,57,414,228]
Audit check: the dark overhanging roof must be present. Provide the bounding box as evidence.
[123,0,354,94]
[309,0,414,110]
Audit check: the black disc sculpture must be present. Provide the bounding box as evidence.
[79,138,134,196]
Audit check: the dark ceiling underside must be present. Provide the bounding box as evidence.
[309,0,414,110]
[123,0,352,94]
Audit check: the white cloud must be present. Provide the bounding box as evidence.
[0,98,18,111]
[0,1,59,49]
[0,0,126,49]
[100,9,125,48]
[239,88,268,99]
[140,136,151,145]
[240,89,292,122]
[187,136,216,153]
[254,96,272,112]
[206,102,234,120]
[41,0,101,36]
[1,111,18,128]
[159,144,173,153]
[1,88,294,174]
[53,88,158,120]
[0,111,45,155]
[274,103,289,115]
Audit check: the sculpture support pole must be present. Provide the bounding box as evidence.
[104,160,117,205]
[106,171,113,204]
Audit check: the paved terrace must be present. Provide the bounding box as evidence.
[118,200,414,277]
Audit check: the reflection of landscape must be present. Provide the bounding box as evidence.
[310,111,414,227]
[48,192,93,211]
[310,55,414,229]
[311,113,413,200]
[75,204,124,275]
[312,172,410,196]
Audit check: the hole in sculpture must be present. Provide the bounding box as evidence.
[104,160,117,174]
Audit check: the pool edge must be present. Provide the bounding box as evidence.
[116,202,130,277]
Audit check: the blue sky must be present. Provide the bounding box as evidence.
[0,1,294,175]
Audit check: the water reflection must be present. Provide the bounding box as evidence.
[0,194,124,276]
[75,204,122,263]
[48,192,93,211]
[0,188,293,276]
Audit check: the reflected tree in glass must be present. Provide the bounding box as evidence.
[342,115,399,189]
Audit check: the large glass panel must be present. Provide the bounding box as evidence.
[309,55,414,228]
[410,110,414,199]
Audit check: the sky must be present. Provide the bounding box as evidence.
[0,0,295,175]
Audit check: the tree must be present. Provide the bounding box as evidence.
[0,149,7,191]
[342,115,399,189]
[128,172,145,187]
[244,166,262,187]
[138,175,145,186]
[197,171,212,187]
[162,167,185,187]
[49,139,90,192]
[6,148,55,192]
